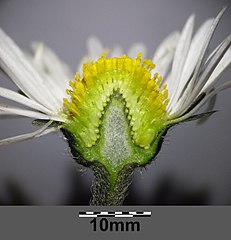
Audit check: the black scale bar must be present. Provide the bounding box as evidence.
[79,211,151,218]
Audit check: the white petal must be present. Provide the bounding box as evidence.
[196,93,217,125]
[25,44,68,106]
[153,31,180,61]
[205,38,224,64]
[0,103,51,119]
[0,110,13,115]
[0,87,52,114]
[177,34,230,115]
[191,7,227,82]
[0,111,26,120]
[152,50,175,79]
[31,42,72,91]
[196,35,230,90]
[0,28,61,111]
[87,36,104,60]
[167,14,195,101]
[169,7,227,115]
[200,47,231,93]
[26,52,65,106]
[110,45,124,57]
[127,43,147,58]
[169,19,213,110]
[163,73,172,87]
[170,81,231,123]
[0,123,58,146]
[152,32,180,78]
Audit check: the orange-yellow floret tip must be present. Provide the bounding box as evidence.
[63,54,170,148]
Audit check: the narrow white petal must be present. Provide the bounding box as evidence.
[110,45,124,57]
[153,31,180,61]
[0,110,17,116]
[190,7,227,86]
[152,50,175,78]
[162,73,171,86]
[181,19,213,83]
[87,36,104,60]
[152,32,180,78]
[176,35,230,115]
[170,81,231,123]
[205,38,224,64]
[0,103,65,122]
[200,47,231,93]
[170,7,227,115]
[194,35,231,91]
[0,123,58,146]
[0,28,61,111]
[0,104,50,119]
[169,19,213,109]
[0,87,52,114]
[127,43,147,58]
[26,53,65,106]
[0,110,13,115]
[26,44,68,106]
[167,14,195,100]
[31,42,72,91]
[25,49,68,106]
[196,93,217,125]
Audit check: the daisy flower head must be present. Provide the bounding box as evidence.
[0,8,230,205]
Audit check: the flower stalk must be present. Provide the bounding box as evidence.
[90,164,134,206]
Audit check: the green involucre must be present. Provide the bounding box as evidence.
[63,94,169,188]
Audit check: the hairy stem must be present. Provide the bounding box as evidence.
[90,164,134,206]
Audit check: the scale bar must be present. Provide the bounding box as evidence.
[79,211,151,218]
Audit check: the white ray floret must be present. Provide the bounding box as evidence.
[164,7,231,121]
[0,121,59,146]
[167,14,195,101]
[0,28,69,145]
[152,31,180,79]
[78,36,147,73]
[0,29,60,111]
[127,42,147,59]
[0,87,52,114]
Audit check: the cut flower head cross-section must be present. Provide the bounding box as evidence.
[0,8,230,205]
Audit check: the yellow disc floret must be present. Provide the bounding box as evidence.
[63,54,169,148]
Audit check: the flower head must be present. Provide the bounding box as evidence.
[0,8,230,204]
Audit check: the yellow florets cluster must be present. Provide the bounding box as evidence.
[63,54,169,148]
